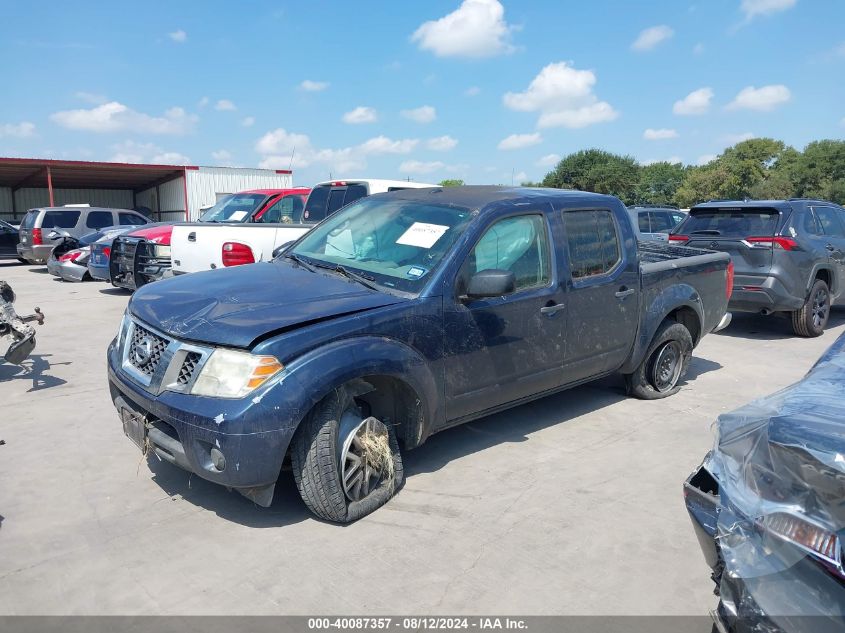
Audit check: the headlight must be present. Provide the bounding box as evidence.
[115,313,130,350]
[152,245,171,258]
[190,348,283,398]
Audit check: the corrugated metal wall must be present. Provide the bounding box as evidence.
[185,167,292,220]
[0,187,134,222]
[134,176,187,221]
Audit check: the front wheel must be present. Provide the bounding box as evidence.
[791,279,829,337]
[291,383,404,523]
[625,321,693,400]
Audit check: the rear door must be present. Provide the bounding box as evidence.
[680,206,782,278]
[302,183,368,223]
[17,210,38,249]
[561,208,639,377]
[813,206,845,289]
[0,221,17,256]
[39,210,82,244]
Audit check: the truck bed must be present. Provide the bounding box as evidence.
[639,241,724,271]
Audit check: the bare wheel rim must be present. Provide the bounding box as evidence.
[812,288,829,329]
[650,341,683,393]
[338,411,388,502]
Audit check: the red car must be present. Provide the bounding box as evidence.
[197,188,311,223]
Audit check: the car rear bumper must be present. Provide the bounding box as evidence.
[17,243,52,263]
[88,262,110,281]
[48,258,88,282]
[729,274,804,313]
[107,344,294,506]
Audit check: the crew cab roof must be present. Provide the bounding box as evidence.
[371,185,622,213]
[691,199,843,210]
[237,187,310,195]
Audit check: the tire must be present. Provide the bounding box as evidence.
[625,320,694,400]
[16,258,27,265]
[291,383,404,523]
[791,279,830,338]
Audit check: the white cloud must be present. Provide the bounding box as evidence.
[342,106,377,124]
[673,87,713,115]
[465,86,481,97]
[358,136,418,154]
[0,122,36,138]
[110,140,190,165]
[215,99,237,111]
[426,135,458,151]
[50,102,197,134]
[536,153,560,167]
[513,171,528,183]
[198,96,209,108]
[75,91,107,105]
[503,61,618,129]
[255,129,419,174]
[740,0,796,21]
[211,149,232,162]
[299,80,329,92]
[631,25,674,52]
[697,154,718,165]
[643,128,679,140]
[401,105,437,124]
[169,29,187,43]
[721,131,755,144]
[241,116,255,127]
[727,85,791,111]
[399,160,446,175]
[411,0,515,58]
[497,133,542,150]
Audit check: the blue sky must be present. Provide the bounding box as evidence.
[1,0,843,186]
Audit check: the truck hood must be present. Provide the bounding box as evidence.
[129,261,406,348]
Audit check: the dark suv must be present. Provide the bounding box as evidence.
[670,198,845,337]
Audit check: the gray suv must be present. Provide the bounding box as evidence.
[670,198,845,337]
[17,206,150,263]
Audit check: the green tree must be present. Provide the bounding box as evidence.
[438,179,464,187]
[541,149,640,204]
[794,140,845,203]
[634,161,686,205]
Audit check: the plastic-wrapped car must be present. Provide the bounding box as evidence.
[684,332,845,632]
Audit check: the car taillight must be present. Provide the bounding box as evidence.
[32,228,42,245]
[726,261,734,300]
[747,236,798,251]
[58,250,81,262]
[221,242,255,267]
[669,235,689,244]
[102,246,111,258]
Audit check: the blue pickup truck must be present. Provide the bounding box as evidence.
[107,186,732,522]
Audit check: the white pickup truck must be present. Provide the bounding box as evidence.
[171,179,436,274]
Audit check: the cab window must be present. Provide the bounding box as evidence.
[563,210,621,279]
[258,195,304,223]
[460,214,551,293]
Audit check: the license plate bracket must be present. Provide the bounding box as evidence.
[121,407,147,450]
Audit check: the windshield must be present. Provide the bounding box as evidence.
[198,193,268,222]
[290,196,473,293]
[681,207,780,237]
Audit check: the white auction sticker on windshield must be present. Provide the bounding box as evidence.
[229,210,248,221]
[396,222,449,248]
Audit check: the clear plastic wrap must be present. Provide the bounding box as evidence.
[706,332,845,628]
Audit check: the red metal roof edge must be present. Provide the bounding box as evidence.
[0,157,294,174]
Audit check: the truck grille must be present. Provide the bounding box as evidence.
[110,237,171,290]
[128,323,170,376]
[177,352,202,385]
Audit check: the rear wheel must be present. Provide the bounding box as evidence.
[791,279,829,338]
[625,321,693,400]
[291,383,404,523]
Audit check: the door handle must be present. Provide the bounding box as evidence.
[615,287,636,299]
[188,232,196,242]
[539,303,565,316]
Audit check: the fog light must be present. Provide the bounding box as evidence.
[210,447,226,471]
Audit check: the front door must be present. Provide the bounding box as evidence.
[444,210,567,421]
[813,206,845,297]
[560,208,639,379]
[0,222,17,257]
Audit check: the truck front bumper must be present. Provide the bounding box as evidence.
[107,345,296,506]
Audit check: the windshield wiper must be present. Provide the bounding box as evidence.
[283,252,316,272]
[334,265,378,291]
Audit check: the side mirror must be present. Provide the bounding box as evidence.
[272,241,295,258]
[464,269,516,300]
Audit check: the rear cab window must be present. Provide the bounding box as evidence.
[40,210,81,229]
[563,210,621,279]
[304,183,369,223]
[682,207,780,238]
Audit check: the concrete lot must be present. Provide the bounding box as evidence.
[1,260,843,616]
